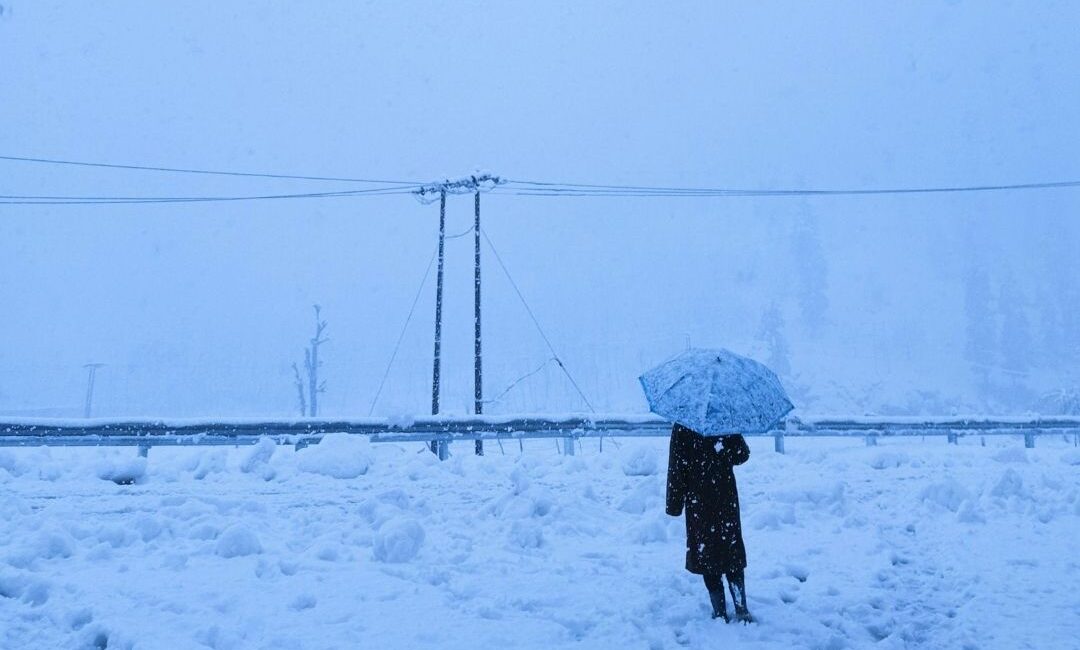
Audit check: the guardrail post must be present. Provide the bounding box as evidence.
[947,432,958,445]
[563,436,575,456]
[1024,432,1035,449]
[1074,432,1079,447]
[773,432,785,454]
[865,434,878,447]
[137,444,150,458]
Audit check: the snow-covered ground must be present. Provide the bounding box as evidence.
[1,435,1078,650]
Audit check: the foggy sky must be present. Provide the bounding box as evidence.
[1,1,1078,417]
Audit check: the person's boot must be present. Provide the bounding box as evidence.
[708,590,730,622]
[733,604,755,624]
[728,575,754,624]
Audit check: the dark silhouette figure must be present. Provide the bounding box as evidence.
[666,424,753,623]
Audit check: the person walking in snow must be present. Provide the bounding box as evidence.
[665,423,753,623]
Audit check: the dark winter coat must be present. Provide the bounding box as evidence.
[665,424,750,575]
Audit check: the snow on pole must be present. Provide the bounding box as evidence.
[430,190,447,459]
[474,190,484,457]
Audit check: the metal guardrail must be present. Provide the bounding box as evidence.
[1,414,1079,455]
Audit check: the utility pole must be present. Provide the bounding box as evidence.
[430,190,448,459]
[83,363,104,418]
[415,174,502,461]
[473,190,484,456]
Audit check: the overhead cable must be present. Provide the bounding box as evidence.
[499,178,1080,197]
[0,186,420,205]
[0,154,419,185]
[481,227,597,413]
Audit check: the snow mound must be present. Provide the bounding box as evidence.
[629,517,667,544]
[405,451,439,481]
[240,438,277,480]
[957,499,986,524]
[95,456,147,485]
[752,505,797,530]
[990,469,1025,499]
[194,626,242,650]
[214,525,262,558]
[775,481,846,512]
[240,437,276,473]
[490,484,555,519]
[992,447,1028,464]
[0,572,52,606]
[1060,449,1080,466]
[617,480,658,514]
[35,527,76,560]
[919,479,971,512]
[373,518,424,563]
[508,521,544,549]
[290,593,317,611]
[0,450,27,477]
[132,515,164,543]
[869,450,908,469]
[189,450,226,479]
[509,465,531,494]
[620,445,659,476]
[297,433,373,479]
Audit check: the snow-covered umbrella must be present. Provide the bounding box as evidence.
[639,348,793,435]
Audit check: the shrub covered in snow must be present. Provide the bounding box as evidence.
[373,518,424,563]
[297,433,373,479]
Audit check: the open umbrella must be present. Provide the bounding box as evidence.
[639,348,793,435]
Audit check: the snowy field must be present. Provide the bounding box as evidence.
[2,435,1078,650]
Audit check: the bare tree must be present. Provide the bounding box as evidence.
[291,362,307,417]
[292,305,328,417]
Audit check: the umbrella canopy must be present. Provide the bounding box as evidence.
[639,348,793,435]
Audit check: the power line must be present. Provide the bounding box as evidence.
[499,178,1080,197]
[482,357,556,407]
[0,186,419,205]
[445,225,475,240]
[368,248,439,416]
[5,152,1079,204]
[0,154,419,185]
[481,227,596,413]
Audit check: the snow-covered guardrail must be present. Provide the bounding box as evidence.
[1,414,1078,455]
